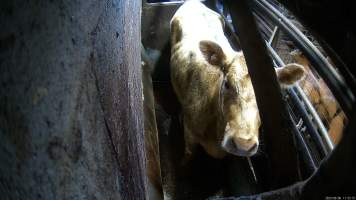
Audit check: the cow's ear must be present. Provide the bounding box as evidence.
[276,63,305,87]
[199,40,226,66]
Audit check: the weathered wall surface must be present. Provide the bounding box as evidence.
[0,0,146,199]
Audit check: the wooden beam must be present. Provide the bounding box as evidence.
[91,0,147,199]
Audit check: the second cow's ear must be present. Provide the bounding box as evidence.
[199,40,226,66]
[276,63,305,87]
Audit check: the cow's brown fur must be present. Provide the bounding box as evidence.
[170,0,305,160]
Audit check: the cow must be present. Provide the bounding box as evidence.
[170,0,305,160]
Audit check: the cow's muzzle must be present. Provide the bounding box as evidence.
[222,135,259,157]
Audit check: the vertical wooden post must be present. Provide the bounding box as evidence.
[91,0,147,199]
[0,0,146,199]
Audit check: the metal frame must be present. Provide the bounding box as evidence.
[287,107,318,173]
[265,42,332,154]
[266,43,328,170]
[262,20,331,169]
[250,0,356,152]
[252,0,355,117]
[259,14,328,170]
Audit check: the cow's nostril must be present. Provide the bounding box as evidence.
[227,138,237,150]
[247,143,258,152]
[222,137,236,152]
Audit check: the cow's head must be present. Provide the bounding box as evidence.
[199,40,305,157]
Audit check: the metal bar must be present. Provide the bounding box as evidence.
[265,41,334,151]
[295,86,334,149]
[288,89,329,156]
[287,107,318,173]
[268,26,279,48]
[252,0,355,118]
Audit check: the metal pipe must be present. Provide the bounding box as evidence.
[268,26,279,48]
[287,108,318,173]
[295,87,333,149]
[288,89,329,156]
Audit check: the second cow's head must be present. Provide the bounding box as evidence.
[199,40,305,157]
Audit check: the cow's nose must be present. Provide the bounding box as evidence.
[222,136,258,156]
